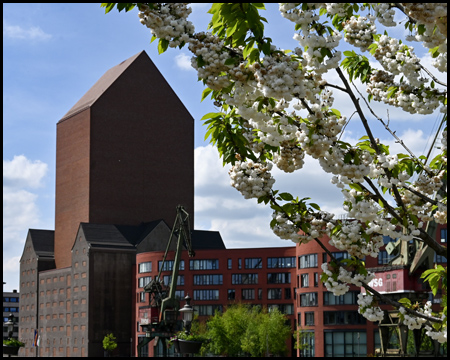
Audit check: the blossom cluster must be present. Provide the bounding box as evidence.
[329,220,384,259]
[228,160,275,199]
[425,316,448,344]
[343,16,377,52]
[366,70,443,115]
[138,3,194,48]
[357,293,385,322]
[400,170,447,224]
[321,262,375,297]
[250,50,306,102]
[273,141,305,173]
[371,3,396,27]
[188,32,234,91]
[399,302,429,330]
[271,210,334,244]
[373,35,424,87]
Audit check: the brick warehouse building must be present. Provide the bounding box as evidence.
[135,224,446,357]
[18,50,447,357]
[18,50,200,357]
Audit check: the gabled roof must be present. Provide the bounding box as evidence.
[28,229,55,259]
[79,223,136,251]
[191,230,226,250]
[59,51,146,122]
[77,222,226,252]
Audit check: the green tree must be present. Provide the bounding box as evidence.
[103,3,447,342]
[206,304,291,356]
[102,333,118,354]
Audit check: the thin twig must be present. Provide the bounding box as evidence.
[335,67,380,155]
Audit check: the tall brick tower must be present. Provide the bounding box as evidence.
[54,51,194,269]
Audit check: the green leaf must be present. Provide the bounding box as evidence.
[330,108,341,117]
[201,88,213,102]
[158,39,169,54]
[279,192,294,201]
[309,203,321,211]
[349,183,363,192]
[252,3,265,10]
[201,112,223,120]
[243,40,255,59]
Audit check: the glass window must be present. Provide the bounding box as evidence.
[163,275,184,286]
[242,289,255,300]
[138,276,152,288]
[324,311,366,325]
[138,262,152,273]
[434,253,448,263]
[314,273,319,287]
[193,289,219,301]
[245,258,262,269]
[324,331,367,357]
[267,257,296,268]
[285,288,291,299]
[267,273,291,284]
[238,258,242,269]
[189,259,219,270]
[378,250,396,265]
[301,274,309,288]
[228,258,232,269]
[305,312,315,326]
[193,274,223,285]
[258,288,262,300]
[300,331,315,357]
[300,292,318,306]
[441,228,447,243]
[299,254,318,269]
[193,305,223,316]
[324,291,358,305]
[158,260,185,271]
[268,288,282,300]
[228,289,235,300]
[383,236,396,244]
[232,274,258,285]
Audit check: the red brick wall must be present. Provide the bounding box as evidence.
[54,109,90,269]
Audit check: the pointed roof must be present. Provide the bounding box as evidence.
[59,51,146,122]
[21,229,55,261]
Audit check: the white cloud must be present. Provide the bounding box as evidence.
[174,53,194,71]
[193,126,438,248]
[3,155,48,189]
[3,256,21,293]
[3,155,49,291]
[3,23,52,41]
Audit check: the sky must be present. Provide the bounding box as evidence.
[3,3,445,292]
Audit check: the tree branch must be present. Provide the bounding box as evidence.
[335,67,380,155]
[418,63,447,87]
[324,82,348,93]
[314,237,443,324]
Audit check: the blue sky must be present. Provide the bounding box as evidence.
[3,3,444,292]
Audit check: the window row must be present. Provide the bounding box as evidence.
[138,272,296,287]
[3,297,19,303]
[297,331,368,357]
[140,255,325,272]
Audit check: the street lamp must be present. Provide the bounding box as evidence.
[179,294,194,334]
[5,314,15,339]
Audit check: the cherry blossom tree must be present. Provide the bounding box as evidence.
[103,3,447,342]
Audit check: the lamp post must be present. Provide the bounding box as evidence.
[5,313,15,339]
[179,294,194,334]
